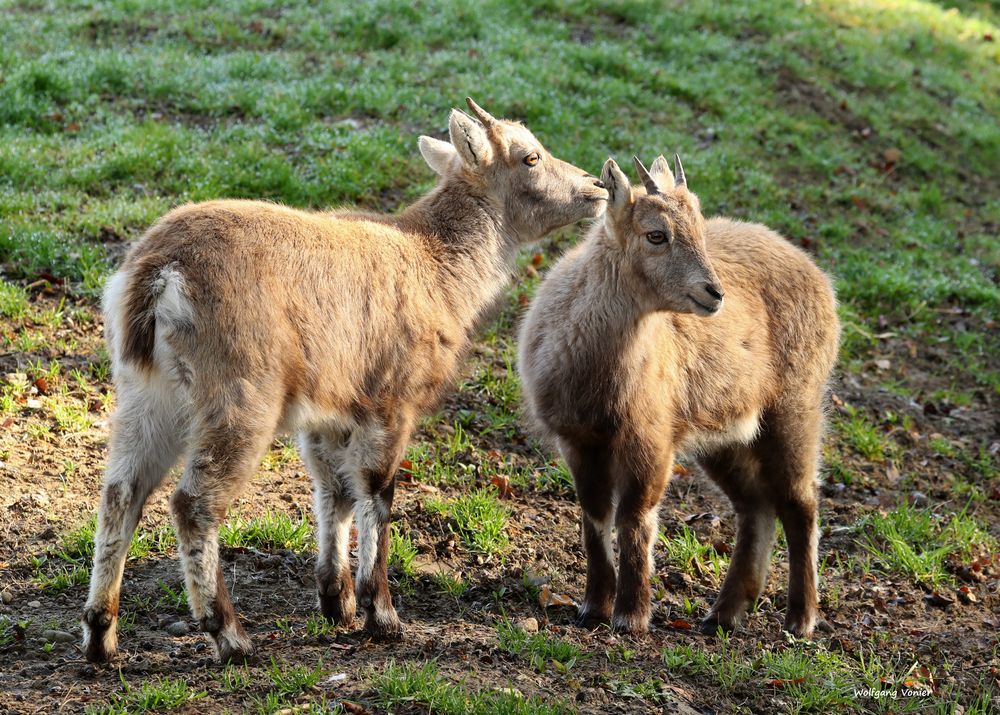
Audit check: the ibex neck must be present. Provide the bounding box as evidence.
[399,176,516,325]
[575,240,661,365]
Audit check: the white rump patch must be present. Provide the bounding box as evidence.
[153,265,194,329]
[679,410,762,456]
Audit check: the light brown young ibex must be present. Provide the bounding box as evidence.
[518,155,839,637]
[82,98,608,663]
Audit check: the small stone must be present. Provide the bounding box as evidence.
[515,617,539,634]
[1,589,14,604]
[166,621,191,636]
[42,629,75,643]
[909,490,929,507]
[28,600,41,608]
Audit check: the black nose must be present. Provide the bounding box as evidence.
[593,179,606,189]
[705,284,724,300]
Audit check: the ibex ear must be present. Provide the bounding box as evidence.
[649,154,675,191]
[418,136,458,176]
[601,158,632,215]
[448,109,493,167]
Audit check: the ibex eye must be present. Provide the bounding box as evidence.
[646,231,668,245]
[523,153,540,167]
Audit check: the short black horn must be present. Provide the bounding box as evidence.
[633,156,660,195]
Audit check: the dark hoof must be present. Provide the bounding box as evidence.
[574,608,611,629]
[211,624,255,664]
[363,615,403,643]
[611,612,649,636]
[82,607,117,663]
[699,615,736,637]
[319,593,357,628]
[783,614,817,639]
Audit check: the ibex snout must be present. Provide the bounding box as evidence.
[688,281,725,316]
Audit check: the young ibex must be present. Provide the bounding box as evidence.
[82,98,608,663]
[518,155,839,637]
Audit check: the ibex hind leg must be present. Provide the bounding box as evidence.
[343,414,415,641]
[83,378,185,662]
[299,429,356,627]
[755,407,823,638]
[170,397,279,663]
[698,444,776,636]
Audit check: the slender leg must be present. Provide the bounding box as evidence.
[83,380,185,662]
[612,441,671,634]
[561,440,616,627]
[755,407,823,638]
[698,446,776,634]
[170,402,277,663]
[298,430,356,626]
[343,412,414,640]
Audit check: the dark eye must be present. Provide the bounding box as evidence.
[646,230,668,245]
[523,152,540,167]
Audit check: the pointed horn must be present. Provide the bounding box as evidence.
[465,97,497,128]
[673,153,686,187]
[633,156,660,195]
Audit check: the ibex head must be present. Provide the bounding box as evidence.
[417,98,608,243]
[599,154,724,316]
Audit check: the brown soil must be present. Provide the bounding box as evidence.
[0,275,997,714]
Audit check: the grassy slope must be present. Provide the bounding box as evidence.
[1,1,998,713]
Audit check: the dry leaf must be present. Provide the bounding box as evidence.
[538,584,576,609]
[668,618,692,630]
[490,474,515,500]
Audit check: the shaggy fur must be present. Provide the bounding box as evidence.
[82,98,608,663]
[518,156,839,637]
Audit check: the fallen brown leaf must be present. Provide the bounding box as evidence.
[538,584,576,609]
[668,618,692,630]
[490,474,515,500]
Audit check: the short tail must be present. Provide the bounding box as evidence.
[118,254,169,372]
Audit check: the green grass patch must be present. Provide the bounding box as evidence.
[219,512,313,552]
[425,488,510,556]
[496,619,586,674]
[659,525,729,585]
[0,280,29,319]
[54,515,175,564]
[373,660,571,715]
[388,524,418,578]
[85,676,206,714]
[857,503,997,586]
[836,406,891,462]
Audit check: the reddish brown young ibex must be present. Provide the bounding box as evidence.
[518,155,839,637]
[82,98,608,663]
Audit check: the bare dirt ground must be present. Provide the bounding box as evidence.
[0,270,997,714]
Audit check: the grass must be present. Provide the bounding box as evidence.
[388,523,418,578]
[0,280,29,319]
[425,488,510,556]
[660,638,944,714]
[856,502,997,586]
[659,525,730,585]
[836,405,892,462]
[219,512,313,552]
[84,676,206,715]
[372,660,572,715]
[496,619,586,674]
